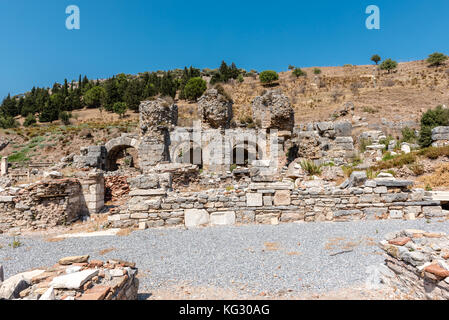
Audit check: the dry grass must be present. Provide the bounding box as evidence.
[263,242,280,251]
[416,163,449,189]
[116,227,134,237]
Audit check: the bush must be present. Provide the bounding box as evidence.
[380,58,398,73]
[418,105,449,147]
[373,153,416,171]
[113,102,127,118]
[401,126,417,143]
[313,68,321,75]
[292,68,306,78]
[23,114,37,127]
[259,70,279,84]
[418,146,449,159]
[427,52,448,67]
[300,160,322,176]
[0,116,18,129]
[183,77,207,101]
[371,54,381,65]
[237,74,244,83]
[84,86,106,109]
[59,111,72,125]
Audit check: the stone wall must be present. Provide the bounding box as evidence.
[0,256,138,300]
[379,229,449,300]
[431,126,449,147]
[108,174,447,229]
[292,121,355,165]
[0,171,105,234]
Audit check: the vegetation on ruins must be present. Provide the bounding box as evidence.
[418,105,449,147]
[300,159,322,176]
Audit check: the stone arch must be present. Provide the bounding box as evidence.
[105,135,140,171]
[171,140,203,168]
[231,140,261,167]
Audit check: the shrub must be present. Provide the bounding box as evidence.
[113,102,127,118]
[373,153,416,171]
[409,163,424,176]
[371,54,381,65]
[259,70,279,84]
[59,111,71,125]
[300,160,322,176]
[237,74,244,83]
[427,52,448,67]
[292,68,306,78]
[418,146,449,159]
[401,126,417,143]
[0,116,18,129]
[313,68,321,75]
[183,77,207,101]
[84,86,106,108]
[359,138,372,152]
[380,58,398,73]
[23,114,37,127]
[418,105,449,147]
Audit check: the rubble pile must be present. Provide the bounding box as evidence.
[0,256,138,300]
[379,229,449,300]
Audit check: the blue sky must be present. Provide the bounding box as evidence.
[1,0,448,99]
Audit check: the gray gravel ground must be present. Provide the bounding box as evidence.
[1,220,448,297]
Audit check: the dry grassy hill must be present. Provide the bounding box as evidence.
[2,59,449,165]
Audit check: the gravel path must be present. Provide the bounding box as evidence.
[1,220,448,297]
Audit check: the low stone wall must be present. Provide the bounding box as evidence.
[0,171,105,234]
[379,230,449,300]
[108,175,447,229]
[0,256,138,300]
[431,126,449,147]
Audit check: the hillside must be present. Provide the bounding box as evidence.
[1,59,449,165]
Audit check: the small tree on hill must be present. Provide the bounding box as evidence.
[259,70,279,85]
[380,58,398,73]
[292,68,306,78]
[113,102,127,118]
[427,52,448,67]
[314,68,322,75]
[183,77,207,101]
[371,54,381,65]
[84,86,106,109]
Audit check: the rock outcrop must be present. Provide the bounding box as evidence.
[197,88,233,129]
[252,89,294,131]
[139,98,178,136]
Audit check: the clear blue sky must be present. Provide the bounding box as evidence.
[1,0,448,99]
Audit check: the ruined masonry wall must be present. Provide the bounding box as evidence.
[108,177,447,229]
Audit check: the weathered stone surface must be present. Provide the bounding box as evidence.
[210,211,236,226]
[273,190,291,206]
[252,89,294,131]
[197,88,233,129]
[58,255,90,266]
[246,193,263,207]
[0,270,44,299]
[50,269,99,290]
[184,209,209,228]
[139,98,178,135]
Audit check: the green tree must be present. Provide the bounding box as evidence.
[371,54,381,65]
[59,111,72,125]
[418,105,449,147]
[380,59,398,73]
[124,79,143,111]
[113,102,127,118]
[427,52,448,67]
[84,86,106,109]
[23,113,37,127]
[259,70,279,84]
[313,68,322,75]
[183,77,207,101]
[292,68,306,78]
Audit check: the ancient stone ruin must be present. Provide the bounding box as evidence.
[0,255,138,300]
[379,229,449,300]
